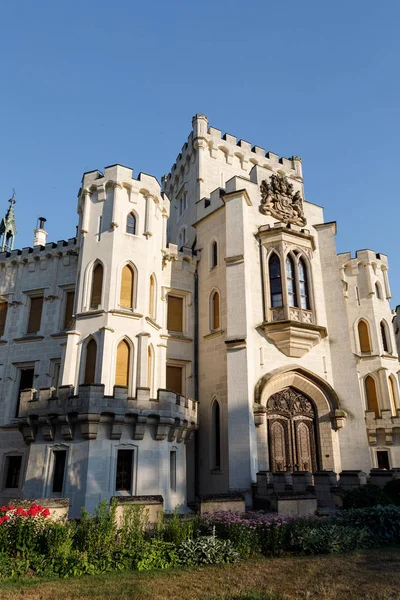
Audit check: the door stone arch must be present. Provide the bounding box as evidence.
[267,387,319,472]
[254,366,346,473]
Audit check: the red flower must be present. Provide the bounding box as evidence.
[7,504,14,511]
[4,515,9,521]
[43,508,50,518]
[37,505,43,512]
[0,506,7,513]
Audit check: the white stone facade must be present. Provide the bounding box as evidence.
[0,115,398,516]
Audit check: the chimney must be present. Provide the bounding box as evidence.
[33,217,48,247]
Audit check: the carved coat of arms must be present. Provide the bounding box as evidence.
[260,174,306,226]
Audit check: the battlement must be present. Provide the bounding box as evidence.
[0,237,78,264]
[17,385,198,444]
[164,114,303,188]
[79,164,169,214]
[337,249,389,269]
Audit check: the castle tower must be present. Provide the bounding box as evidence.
[0,193,17,252]
[338,250,400,469]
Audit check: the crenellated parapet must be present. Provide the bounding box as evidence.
[17,384,198,444]
[163,114,303,196]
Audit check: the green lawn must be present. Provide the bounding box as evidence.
[1,548,399,600]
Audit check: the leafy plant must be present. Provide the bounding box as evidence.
[289,524,371,555]
[177,532,240,566]
[383,479,400,506]
[336,505,400,545]
[342,484,389,509]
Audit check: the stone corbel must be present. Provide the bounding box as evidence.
[253,404,266,427]
[58,414,74,441]
[133,415,147,440]
[110,415,125,440]
[155,417,175,441]
[18,418,36,444]
[367,428,377,445]
[184,424,197,443]
[78,413,100,440]
[176,420,189,443]
[331,409,347,431]
[168,418,180,442]
[39,416,54,441]
[385,428,393,445]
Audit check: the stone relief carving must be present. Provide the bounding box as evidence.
[260,174,306,226]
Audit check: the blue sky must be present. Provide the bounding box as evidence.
[1,1,399,302]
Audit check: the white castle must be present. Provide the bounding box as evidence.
[0,115,398,516]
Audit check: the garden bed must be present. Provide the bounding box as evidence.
[1,547,399,600]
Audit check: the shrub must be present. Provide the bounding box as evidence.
[177,533,240,566]
[342,484,389,509]
[289,524,371,555]
[158,508,197,544]
[383,479,400,506]
[135,540,180,570]
[336,505,400,545]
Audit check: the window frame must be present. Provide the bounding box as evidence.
[89,261,104,310]
[126,211,137,236]
[113,444,137,496]
[25,291,45,335]
[1,452,24,492]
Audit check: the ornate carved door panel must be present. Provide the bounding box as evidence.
[267,388,318,472]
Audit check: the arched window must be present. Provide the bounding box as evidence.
[286,256,297,307]
[211,241,218,268]
[365,375,379,417]
[269,254,282,308]
[126,212,136,235]
[149,275,156,318]
[147,345,154,395]
[388,375,398,414]
[358,320,371,353]
[380,320,389,353]
[115,339,130,387]
[90,263,103,309]
[211,399,221,469]
[120,265,134,309]
[298,258,309,310]
[211,291,220,330]
[84,338,97,384]
[375,282,382,299]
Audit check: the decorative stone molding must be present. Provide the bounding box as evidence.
[260,174,306,226]
[262,320,327,358]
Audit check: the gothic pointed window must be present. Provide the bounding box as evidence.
[286,256,297,307]
[149,275,156,318]
[365,375,379,417]
[211,241,218,268]
[358,320,371,353]
[126,212,136,235]
[90,263,103,309]
[211,399,221,470]
[298,258,309,310]
[115,339,130,387]
[380,321,389,353]
[269,254,282,308]
[84,338,97,384]
[211,291,220,330]
[120,265,134,309]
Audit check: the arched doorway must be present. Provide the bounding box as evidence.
[267,387,319,472]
